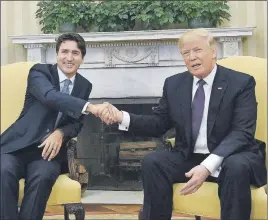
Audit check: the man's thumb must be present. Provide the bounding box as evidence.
[185,169,194,177]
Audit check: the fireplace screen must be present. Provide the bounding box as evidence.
[76,102,174,190]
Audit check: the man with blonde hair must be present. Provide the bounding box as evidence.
[99,29,266,220]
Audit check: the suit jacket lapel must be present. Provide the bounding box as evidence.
[57,70,83,125]
[71,73,82,98]
[54,64,82,98]
[207,65,228,137]
[177,72,193,148]
[51,64,60,91]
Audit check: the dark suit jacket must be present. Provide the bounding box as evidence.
[0,63,92,161]
[127,65,266,187]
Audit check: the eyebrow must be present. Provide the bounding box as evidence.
[181,47,201,53]
[60,49,81,53]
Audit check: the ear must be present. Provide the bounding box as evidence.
[212,47,217,59]
[56,53,59,62]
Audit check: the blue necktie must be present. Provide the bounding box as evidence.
[191,79,206,146]
[54,79,72,128]
[61,79,72,94]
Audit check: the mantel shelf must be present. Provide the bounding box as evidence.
[9,27,255,44]
[9,27,255,99]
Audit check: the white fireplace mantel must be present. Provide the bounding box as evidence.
[9,27,255,99]
[10,27,254,43]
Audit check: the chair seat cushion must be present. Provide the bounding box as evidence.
[173,182,267,220]
[18,174,81,206]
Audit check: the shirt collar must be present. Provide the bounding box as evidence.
[193,64,217,87]
[57,67,76,85]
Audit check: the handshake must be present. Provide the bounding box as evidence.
[86,102,123,125]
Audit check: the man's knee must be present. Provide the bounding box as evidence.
[142,151,162,170]
[221,155,251,179]
[1,155,19,180]
[31,164,60,185]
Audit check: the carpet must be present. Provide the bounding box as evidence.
[43,214,194,220]
[43,204,196,220]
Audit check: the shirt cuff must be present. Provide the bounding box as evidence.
[201,154,223,177]
[118,111,130,131]
[81,102,90,115]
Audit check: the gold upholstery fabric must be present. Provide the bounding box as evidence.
[1,62,82,206]
[172,56,267,219]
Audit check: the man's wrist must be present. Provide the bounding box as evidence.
[55,128,64,136]
[200,154,223,177]
[117,111,123,123]
[86,103,95,114]
[200,164,211,175]
[82,102,91,115]
[118,111,130,131]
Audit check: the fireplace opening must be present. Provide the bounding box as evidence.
[77,99,175,190]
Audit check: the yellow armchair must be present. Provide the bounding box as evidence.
[167,56,267,220]
[1,62,88,220]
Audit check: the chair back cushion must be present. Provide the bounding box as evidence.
[217,56,267,144]
[1,62,35,133]
[173,56,267,220]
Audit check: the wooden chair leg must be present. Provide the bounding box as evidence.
[195,216,202,220]
[64,203,85,220]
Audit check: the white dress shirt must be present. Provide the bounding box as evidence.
[118,64,223,177]
[57,67,89,114]
[58,67,75,93]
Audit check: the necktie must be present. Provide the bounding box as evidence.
[191,79,206,146]
[54,79,72,128]
[61,79,72,94]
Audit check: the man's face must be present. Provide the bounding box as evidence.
[180,37,216,78]
[56,40,84,77]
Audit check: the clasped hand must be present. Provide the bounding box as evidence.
[87,102,123,125]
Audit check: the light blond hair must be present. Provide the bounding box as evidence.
[178,28,216,49]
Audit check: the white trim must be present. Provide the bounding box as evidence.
[9,27,255,44]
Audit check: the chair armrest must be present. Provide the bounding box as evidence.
[165,138,176,147]
[162,138,176,152]
[66,138,88,195]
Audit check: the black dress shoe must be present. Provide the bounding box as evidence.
[138,206,145,220]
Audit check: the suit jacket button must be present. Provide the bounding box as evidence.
[46,129,50,133]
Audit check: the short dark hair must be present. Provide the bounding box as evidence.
[55,33,86,58]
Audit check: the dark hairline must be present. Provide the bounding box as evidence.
[55,33,86,58]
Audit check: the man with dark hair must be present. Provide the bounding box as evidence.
[0,32,107,220]
[55,33,87,58]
